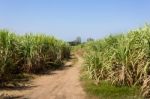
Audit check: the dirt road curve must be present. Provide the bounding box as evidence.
[22,55,86,99]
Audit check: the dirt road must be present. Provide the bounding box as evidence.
[23,55,86,99]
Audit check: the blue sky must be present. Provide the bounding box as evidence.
[0,0,150,41]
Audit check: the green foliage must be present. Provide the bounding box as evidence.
[84,24,150,98]
[83,78,141,99]
[0,30,70,83]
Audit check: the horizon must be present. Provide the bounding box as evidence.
[0,0,150,41]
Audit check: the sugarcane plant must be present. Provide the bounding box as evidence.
[0,30,70,84]
[84,24,150,98]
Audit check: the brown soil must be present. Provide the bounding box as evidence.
[0,55,86,99]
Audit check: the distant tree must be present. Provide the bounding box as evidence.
[87,38,94,42]
[68,36,81,46]
[76,36,81,44]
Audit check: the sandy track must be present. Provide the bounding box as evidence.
[21,55,86,99]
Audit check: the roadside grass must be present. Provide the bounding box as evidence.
[81,73,143,99]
